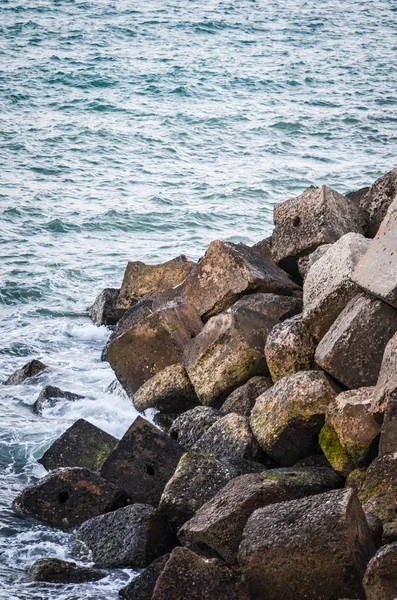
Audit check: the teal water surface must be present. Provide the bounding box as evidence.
[1,0,396,598]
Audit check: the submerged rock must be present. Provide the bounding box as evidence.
[119,554,170,600]
[133,364,198,414]
[220,376,272,416]
[27,558,106,584]
[89,288,124,326]
[4,360,47,386]
[33,385,84,415]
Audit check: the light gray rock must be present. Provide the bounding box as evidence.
[297,244,332,279]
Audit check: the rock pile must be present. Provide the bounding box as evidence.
[11,167,397,599]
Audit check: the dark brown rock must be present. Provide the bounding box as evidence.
[251,236,272,259]
[12,467,128,530]
[261,466,343,497]
[359,168,397,237]
[238,488,375,600]
[33,385,84,415]
[89,288,124,326]
[230,292,302,322]
[4,360,47,385]
[100,416,184,505]
[220,376,272,416]
[38,419,117,471]
[379,390,397,455]
[119,554,170,600]
[363,542,397,600]
[168,406,221,448]
[27,558,106,583]
[371,333,397,418]
[133,364,198,414]
[315,293,397,389]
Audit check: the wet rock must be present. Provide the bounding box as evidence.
[193,413,263,463]
[264,314,316,381]
[76,504,171,569]
[106,303,202,397]
[100,416,184,505]
[119,554,170,600]
[250,371,336,466]
[151,547,249,600]
[302,233,370,340]
[371,332,397,418]
[379,390,397,455]
[363,542,397,600]
[133,364,198,414]
[220,376,272,416]
[261,466,343,497]
[315,293,397,389]
[4,360,47,386]
[105,379,128,398]
[359,168,397,237]
[27,558,106,583]
[89,288,124,326]
[230,292,302,322]
[183,240,299,321]
[159,452,234,531]
[297,243,332,279]
[12,467,128,530]
[116,255,194,310]
[33,385,84,415]
[38,419,118,471]
[238,488,375,600]
[271,185,365,276]
[319,388,381,475]
[152,412,178,434]
[178,473,290,564]
[169,406,221,448]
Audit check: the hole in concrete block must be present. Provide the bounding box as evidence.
[58,491,69,504]
[146,464,155,476]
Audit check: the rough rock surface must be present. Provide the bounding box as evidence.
[151,547,250,600]
[38,419,118,471]
[302,233,370,340]
[371,332,397,418]
[220,376,272,416]
[250,371,337,466]
[27,558,106,583]
[105,379,128,398]
[106,303,202,397]
[315,293,397,389]
[119,554,170,600]
[159,452,234,530]
[182,240,299,321]
[133,364,198,414]
[319,388,381,475]
[359,167,397,237]
[75,504,171,569]
[33,385,84,414]
[264,314,316,381]
[379,390,397,455]
[12,467,128,530]
[297,243,332,279]
[251,236,272,259]
[116,255,193,310]
[271,185,365,275]
[363,542,397,600]
[169,406,221,448]
[4,360,47,385]
[100,416,184,505]
[230,292,302,322]
[238,488,375,600]
[261,466,343,497]
[89,288,124,326]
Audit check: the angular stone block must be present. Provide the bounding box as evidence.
[89,288,124,326]
[363,542,397,600]
[100,416,184,505]
[315,294,397,389]
[33,385,84,414]
[261,466,343,497]
[119,554,170,600]
[238,488,375,600]
[230,292,302,322]
[183,240,299,321]
[379,390,397,455]
[168,406,221,449]
[220,376,272,416]
[38,419,117,471]
[133,364,198,414]
[371,332,397,417]
[359,168,397,237]
[27,558,106,583]
[297,243,332,279]
[303,233,370,340]
[4,359,47,385]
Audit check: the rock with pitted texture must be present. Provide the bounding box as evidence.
[12,467,129,530]
[261,466,343,497]
[379,390,397,455]
[251,236,272,259]
[371,332,397,419]
[33,385,84,415]
[133,364,198,414]
[220,376,272,416]
[119,554,170,600]
[238,488,375,600]
[297,243,332,279]
[363,542,397,600]
[359,168,397,237]
[168,406,222,448]
[89,288,124,326]
[4,360,47,386]
[27,558,106,583]
[230,292,302,322]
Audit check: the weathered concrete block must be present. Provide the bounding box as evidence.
[89,288,124,326]
[183,240,299,321]
[251,236,272,260]
[302,233,370,340]
[220,376,272,416]
[33,385,84,414]
[379,390,397,455]
[116,255,194,310]
[264,314,316,381]
[230,292,302,322]
[261,466,343,497]
[12,468,128,530]
[4,359,47,385]
[297,243,332,279]
[100,416,184,505]
[38,419,117,471]
[27,558,106,583]
[250,371,336,466]
[119,554,170,600]
[169,406,221,449]
[106,303,202,397]
[133,364,198,414]
[238,488,375,600]
[75,504,171,569]
[371,332,397,418]
[359,168,397,237]
[363,542,397,600]
[271,185,365,275]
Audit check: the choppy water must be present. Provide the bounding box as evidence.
[0,0,396,597]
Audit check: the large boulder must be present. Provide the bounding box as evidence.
[182,240,299,321]
[119,554,170,600]
[89,288,124,326]
[363,542,397,600]
[4,360,47,385]
[359,168,397,237]
[133,364,198,414]
[75,504,171,569]
[100,416,184,505]
[106,303,202,397]
[229,292,302,321]
[297,243,332,279]
[38,419,117,471]
[319,388,381,475]
[27,558,106,583]
[315,293,397,389]
[264,314,316,381]
[250,371,337,466]
[238,488,375,600]
[169,406,221,448]
[12,468,128,530]
[220,376,273,416]
[151,547,249,600]
[271,185,365,276]
[33,385,84,414]
[116,255,194,310]
[302,233,370,340]
[159,452,234,530]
